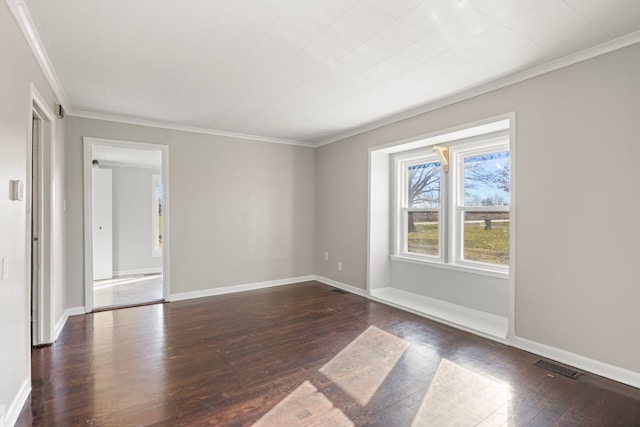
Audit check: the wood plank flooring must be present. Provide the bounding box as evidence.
[16,281,640,426]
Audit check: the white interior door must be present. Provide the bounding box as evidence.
[31,116,40,343]
[92,168,113,280]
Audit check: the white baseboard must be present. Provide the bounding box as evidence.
[511,336,640,390]
[48,276,640,391]
[5,378,30,427]
[113,267,162,277]
[53,306,86,342]
[169,275,316,302]
[312,276,369,297]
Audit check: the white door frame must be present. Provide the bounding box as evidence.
[27,84,56,345]
[82,137,170,312]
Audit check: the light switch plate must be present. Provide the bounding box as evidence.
[10,180,24,201]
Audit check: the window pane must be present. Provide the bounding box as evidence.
[152,174,163,256]
[407,211,439,256]
[156,181,163,250]
[408,161,441,208]
[462,211,509,265]
[463,151,509,207]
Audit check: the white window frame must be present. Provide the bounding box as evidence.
[449,136,510,273]
[151,174,162,258]
[396,153,445,262]
[393,131,511,276]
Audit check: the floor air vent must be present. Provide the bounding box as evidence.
[331,288,348,294]
[534,359,581,379]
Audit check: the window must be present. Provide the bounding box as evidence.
[395,134,510,274]
[401,156,442,259]
[152,174,163,257]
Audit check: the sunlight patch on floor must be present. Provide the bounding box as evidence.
[252,381,353,427]
[94,273,162,289]
[319,326,409,406]
[411,358,511,426]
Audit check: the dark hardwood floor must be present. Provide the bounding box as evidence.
[16,281,640,426]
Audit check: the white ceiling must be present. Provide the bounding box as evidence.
[14,0,640,145]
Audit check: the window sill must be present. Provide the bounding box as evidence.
[370,287,508,342]
[390,255,509,279]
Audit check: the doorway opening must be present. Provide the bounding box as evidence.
[83,138,170,311]
[28,85,56,346]
[31,113,41,343]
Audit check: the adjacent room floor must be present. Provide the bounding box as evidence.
[93,273,163,309]
[17,281,640,426]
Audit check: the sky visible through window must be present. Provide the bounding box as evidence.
[464,152,509,207]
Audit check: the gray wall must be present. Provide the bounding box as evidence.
[65,117,316,306]
[4,0,640,413]
[0,1,65,420]
[390,261,509,317]
[108,165,163,275]
[316,42,640,374]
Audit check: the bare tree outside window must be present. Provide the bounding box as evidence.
[407,161,440,232]
[461,151,510,265]
[404,150,510,264]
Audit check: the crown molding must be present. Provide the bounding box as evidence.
[70,110,315,147]
[6,0,312,148]
[315,30,640,147]
[6,0,70,111]
[8,0,640,149]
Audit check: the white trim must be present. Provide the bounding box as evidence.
[53,306,85,341]
[160,145,171,305]
[396,152,444,262]
[5,378,30,427]
[6,1,309,147]
[319,276,640,390]
[165,273,640,390]
[389,120,512,278]
[113,268,163,277]
[82,140,93,311]
[151,174,162,258]
[390,255,508,279]
[511,336,640,390]
[372,116,512,155]
[6,0,70,111]
[98,161,160,170]
[315,276,640,389]
[507,114,517,341]
[366,114,513,297]
[9,0,640,149]
[370,287,509,343]
[313,276,369,298]
[83,137,170,312]
[367,149,392,293]
[449,138,510,273]
[168,276,316,302]
[29,83,57,345]
[71,111,313,147]
[316,31,640,146]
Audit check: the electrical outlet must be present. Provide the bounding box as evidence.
[337,261,342,271]
[324,252,329,261]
